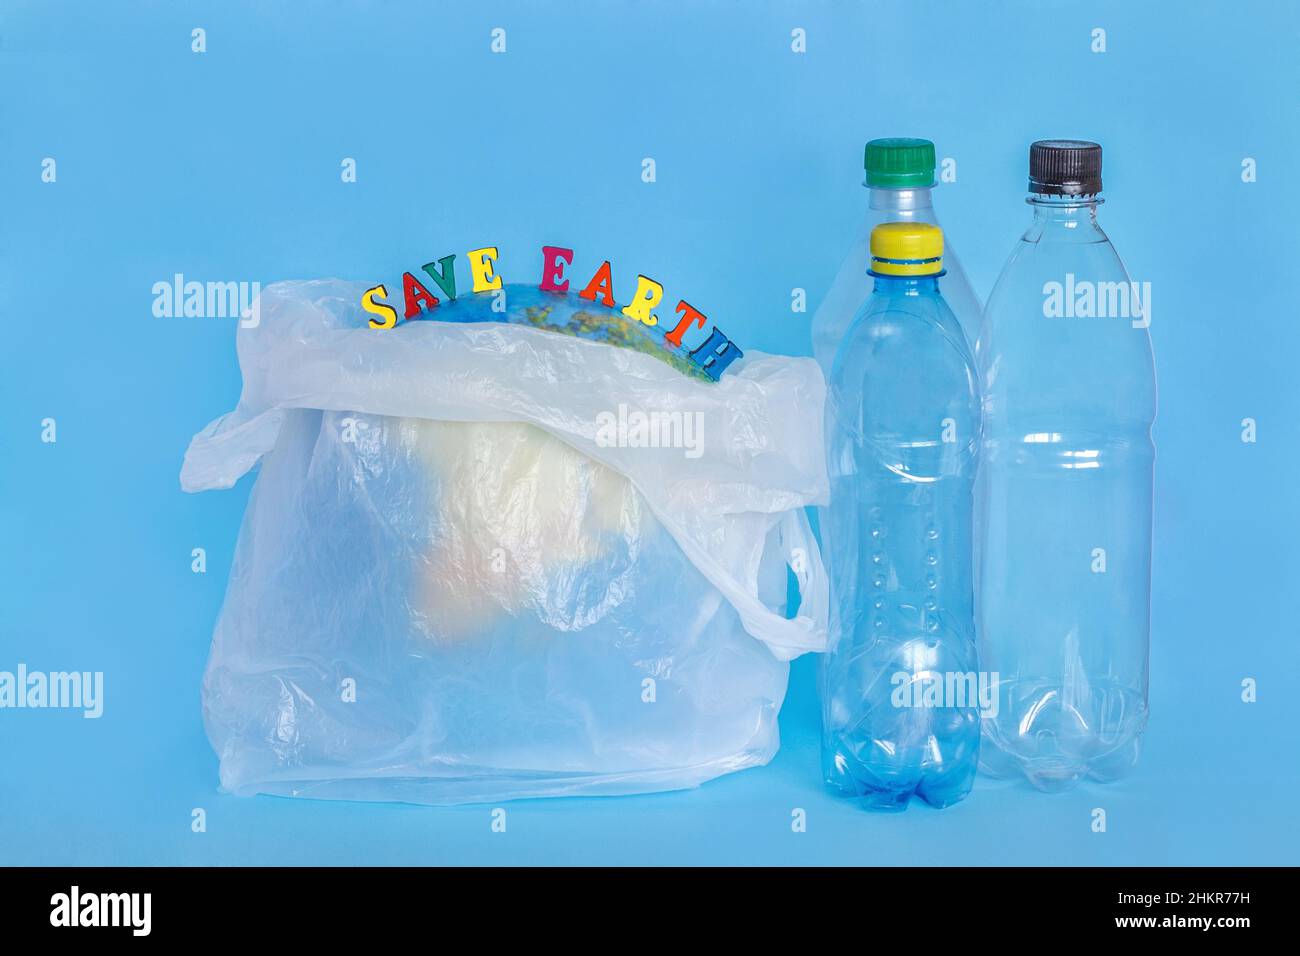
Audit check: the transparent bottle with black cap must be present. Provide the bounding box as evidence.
[811,138,982,374]
[975,140,1156,791]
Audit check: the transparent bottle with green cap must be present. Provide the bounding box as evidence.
[821,222,981,811]
[811,138,982,375]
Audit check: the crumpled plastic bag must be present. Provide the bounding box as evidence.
[181,281,828,803]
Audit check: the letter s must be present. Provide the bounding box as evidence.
[362,284,398,329]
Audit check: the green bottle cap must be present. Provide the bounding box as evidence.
[864,138,936,188]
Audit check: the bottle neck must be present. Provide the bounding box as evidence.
[868,185,935,214]
[1027,193,1104,231]
[870,273,942,295]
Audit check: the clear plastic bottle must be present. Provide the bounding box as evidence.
[975,141,1156,791]
[821,223,982,811]
[812,138,982,374]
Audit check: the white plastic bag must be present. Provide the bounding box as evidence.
[182,281,828,803]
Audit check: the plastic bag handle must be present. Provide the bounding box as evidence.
[659,506,828,662]
[782,507,830,649]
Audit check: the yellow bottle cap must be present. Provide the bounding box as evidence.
[869,222,944,276]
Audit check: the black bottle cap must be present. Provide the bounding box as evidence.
[1028,140,1102,196]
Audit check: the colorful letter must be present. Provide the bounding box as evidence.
[402,271,440,318]
[362,284,398,329]
[468,246,503,293]
[421,255,457,301]
[665,300,707,348]
[688,326,744,380]
[578,260,617,307]
[621,275,663,327]
[539,245,575,293]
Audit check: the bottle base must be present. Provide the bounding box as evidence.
[824,749,976,811]
[979,736,1143,793]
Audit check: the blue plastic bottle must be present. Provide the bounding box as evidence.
[975,141,1156,791]
[821,222,982,811]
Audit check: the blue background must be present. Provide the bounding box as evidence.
[2,0,1297,865]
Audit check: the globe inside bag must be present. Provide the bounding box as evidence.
[181,282,829,803]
